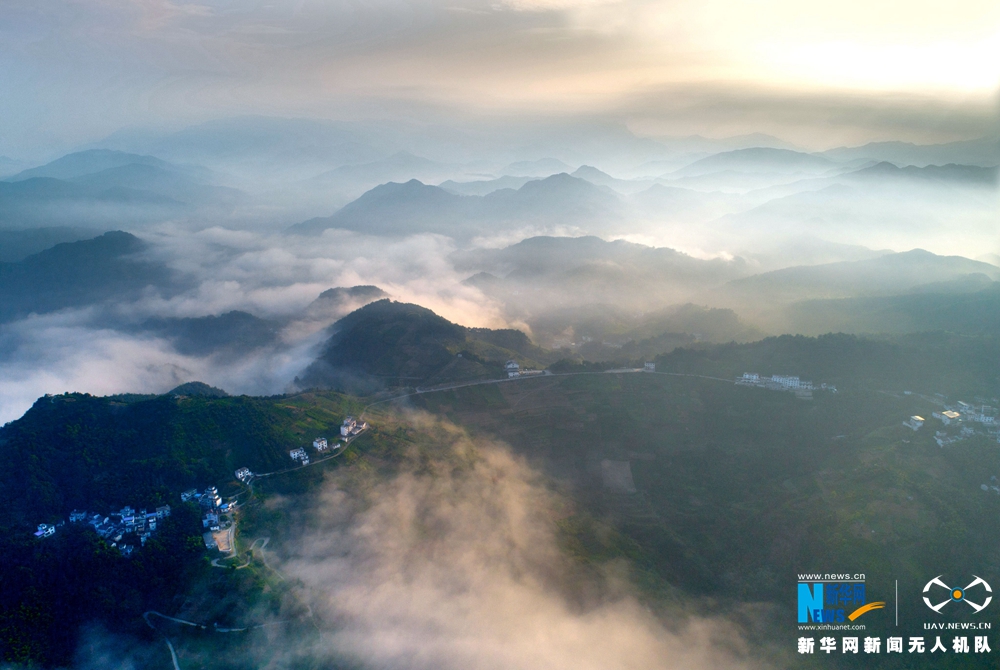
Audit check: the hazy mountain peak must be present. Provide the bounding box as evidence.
[571,165,614,181]
[27,230,146,261]
[303,285,391,323]
[166,381,229,397]
[502,157,574,177]
[7,149,173,182]
[316,285,388,302]
[675,147,836,177]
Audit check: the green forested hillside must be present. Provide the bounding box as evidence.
[0,389,361,667]
[297,299,553,392]
[409,371,1000,668]
[653,332,1000,397]
[786,283,1000,336]
[5,329,1000,668]
[0,390,361,528]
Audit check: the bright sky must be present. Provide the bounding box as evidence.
[0,0,997,155]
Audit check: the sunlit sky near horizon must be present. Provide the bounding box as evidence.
[1,0,998,156]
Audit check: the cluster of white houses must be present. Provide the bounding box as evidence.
[36,503,173,557]
[735,373,836,396]
[181,485,232,531]
[36,484,232,554]
[901,399,1000,446]
[290,417,367,465]
[934,400,998,427]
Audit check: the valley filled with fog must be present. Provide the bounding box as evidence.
[1,117,997,424]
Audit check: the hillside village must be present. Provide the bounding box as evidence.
[736,372,837,399]
[32,412,372,557]
[36,503,174,558]
[901,394,1000,449]
[290,416,367,466]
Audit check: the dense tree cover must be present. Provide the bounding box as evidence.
[654,332,1000,396]
[0,504,204,667]
[0,393,305,527]
[788,281,1000,336]
[297,299,553,392]
[0,389,357,667]
[416,371,1000,669]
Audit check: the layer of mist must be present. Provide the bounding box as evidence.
[0,118,997,425]
[269,413,766,670]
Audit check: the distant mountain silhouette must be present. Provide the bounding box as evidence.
[439,175,534,196]
[567,165,655,194]
[0,231,185,322]
[98,115,386,174]
[137,311,281,357]
[501,157,574,176]
[717,249,1000,307]
[288,174,622,237]
[0,150,242,228]
[674,147,836,177]
[0,227,98,262]
[311,151,456,187]
[303,285,390,322]
[844,162,998,186]
[6,150,184,182]
[290,180,470,236]
[820,138,1000,168]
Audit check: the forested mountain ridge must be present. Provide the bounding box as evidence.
[297,299,555,392]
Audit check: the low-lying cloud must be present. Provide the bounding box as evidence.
[0,227,504,424]
[274,414,763,670]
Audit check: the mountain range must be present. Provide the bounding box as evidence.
[288,173,623,237]
[0,150,244,230]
